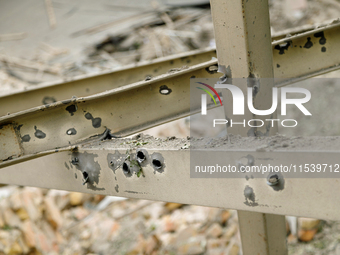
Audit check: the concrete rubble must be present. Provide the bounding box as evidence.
[0,186,242,254]
[0,184,332,255]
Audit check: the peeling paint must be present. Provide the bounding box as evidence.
[314,31,326,45]
[274,41,291,54]
[218,64,232,78]
[107,150,125,174]
[21,134,31,142]
[244,185,258,207]
[72,151,104,191]
[15,124,23,131]
[303,37,313,49]
[34,126,46,139]
[85,112,102,128]
[66,104,78,116]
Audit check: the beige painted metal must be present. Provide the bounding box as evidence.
[238,211,288,255]
[1,22,340,116]
[272,21,340,46]
[0,60,220,165]
[0,49,216,117]
[210,0,287,254]
[0,4,337,255]
[0,124,22,161]
[1,140,340,221]
[2,20,340,163]
[273,23,340,87]
[210,0,278,137]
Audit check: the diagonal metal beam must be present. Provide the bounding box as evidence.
[1,22,340,116]
[0,60,220,166]
[0,49,216,117]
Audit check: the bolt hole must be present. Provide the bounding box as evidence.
[122,162,130,174]
[152,159,162,169]
[137,151,146,163]
[109,160,114,166]
[159,85,172,95]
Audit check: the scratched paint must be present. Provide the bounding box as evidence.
[34,126,46,139]
[303,37,313,49]
[72,151,104,191]
[244,185,258,207]
[84,112,102,128]
[66,104,78,116]
[21,134,31,142]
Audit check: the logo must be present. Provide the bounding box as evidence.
[196,80,311,128]
[196,82,223,115]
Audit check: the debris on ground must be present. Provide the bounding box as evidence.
[0,186,242,255]
[1,1,340,255]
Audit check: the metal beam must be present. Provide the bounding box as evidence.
[237,211,288,255]
[210,0,286,254]
[1,22,340,165]
[1,22,340,116]
[0,60,220,165]
[273,21,340,87]
[0,49,216,117]
[210,0,277,137]
[1,137,340,221]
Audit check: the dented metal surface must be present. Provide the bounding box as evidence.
[1,22,340,116]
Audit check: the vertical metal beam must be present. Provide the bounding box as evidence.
[210,0,287,254]
[238,211,288,255]
[210,0,278,136]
